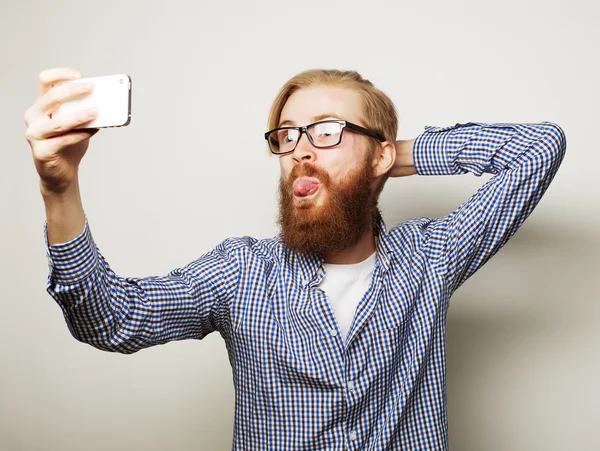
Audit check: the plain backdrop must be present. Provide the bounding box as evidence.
[1,0,599,450]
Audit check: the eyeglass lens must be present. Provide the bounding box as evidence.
[269,121,343,153]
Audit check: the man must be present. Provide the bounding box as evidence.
[24,67,566,450]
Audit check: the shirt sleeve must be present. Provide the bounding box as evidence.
[44,219,240,354]
[412,121,566,294]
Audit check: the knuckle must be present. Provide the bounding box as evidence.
[52,122,64,133]
[24,124,40,143]
[23,106,39,126]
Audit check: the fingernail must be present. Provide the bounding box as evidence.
[86,108,97,117]
[79,82,92,91]
[70,70,81,78]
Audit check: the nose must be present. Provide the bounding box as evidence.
[291,132,316,163]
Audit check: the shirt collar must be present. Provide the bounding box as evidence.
[283,215,393,287]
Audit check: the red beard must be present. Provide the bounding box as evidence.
[278,153,378,256]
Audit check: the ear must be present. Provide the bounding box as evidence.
[371,141,396,177]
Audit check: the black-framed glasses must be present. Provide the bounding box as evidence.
[264,120,385,155]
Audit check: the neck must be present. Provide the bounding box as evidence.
[323,228,376,264]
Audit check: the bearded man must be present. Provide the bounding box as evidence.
[25,67,566,450]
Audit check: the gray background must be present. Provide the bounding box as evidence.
[2,0,599,449]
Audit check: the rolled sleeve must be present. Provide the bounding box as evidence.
[44,219,98,286]
[414,122,486,176]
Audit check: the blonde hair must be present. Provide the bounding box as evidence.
[267,69,398,148]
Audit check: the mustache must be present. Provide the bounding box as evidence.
[287,163,331,188]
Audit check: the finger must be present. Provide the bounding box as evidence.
[26,108,98,141]
[37,67,81,96]
[59,129,100,146]
[38,80,93,116]
[35,129,100,154]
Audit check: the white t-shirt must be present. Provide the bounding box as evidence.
[318,252,377,342]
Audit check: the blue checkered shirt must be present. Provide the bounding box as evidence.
[45,121,566,450]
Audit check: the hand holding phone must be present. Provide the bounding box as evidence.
[24,68,133,197]
[52,74,132,129]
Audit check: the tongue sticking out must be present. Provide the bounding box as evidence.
[293,178,320,197]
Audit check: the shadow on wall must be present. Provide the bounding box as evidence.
[384,194,600,450]
[443,220,599,450]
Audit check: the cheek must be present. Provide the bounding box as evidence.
[320,142,363,180]
[279,156,293,180]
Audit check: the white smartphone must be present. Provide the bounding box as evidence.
[52,74,132,129]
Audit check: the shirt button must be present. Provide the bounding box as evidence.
[329,328,338,337]
[347,381,355,391]
[349,431,357,441]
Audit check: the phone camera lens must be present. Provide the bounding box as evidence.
[120,79,124,84]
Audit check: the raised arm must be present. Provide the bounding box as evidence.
[45,221,239,354]
[26,68,239,354]
[402,121,566,293]
[24,67,99,245]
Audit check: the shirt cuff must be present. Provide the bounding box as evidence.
[44,219,98,285]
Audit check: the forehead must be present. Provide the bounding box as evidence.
[279,85,364,126]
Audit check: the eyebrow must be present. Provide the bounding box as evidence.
[278,112,344,128]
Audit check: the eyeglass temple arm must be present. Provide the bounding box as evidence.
[345,122,385,142]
